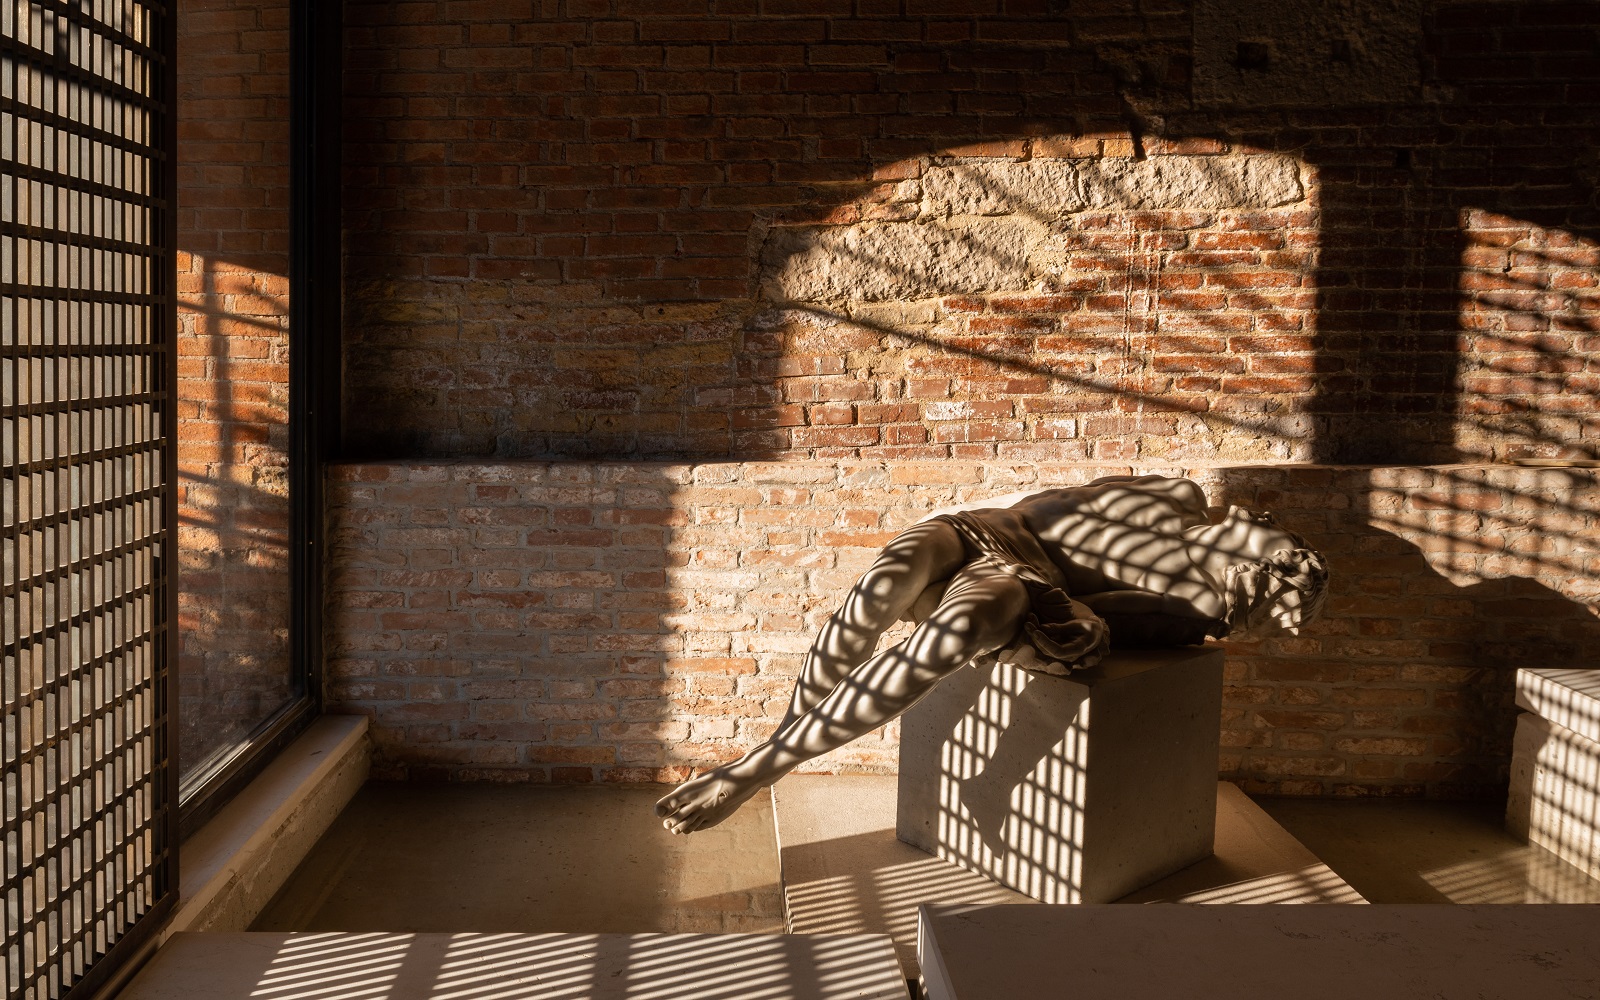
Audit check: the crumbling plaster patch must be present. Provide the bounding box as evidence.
[1193,0,1426,107]
[762,153,1306,304]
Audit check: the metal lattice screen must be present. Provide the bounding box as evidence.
[1,2,176,999]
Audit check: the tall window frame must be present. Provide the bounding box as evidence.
[3,0,342,995]
[172,0,341,838]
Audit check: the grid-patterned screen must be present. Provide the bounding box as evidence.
[1,2,175,999]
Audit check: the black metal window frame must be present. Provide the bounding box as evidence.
[5,0,341,986]
[172,0,342,840]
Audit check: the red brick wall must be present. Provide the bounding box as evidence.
[341,1,1599,466]
[325,461,1600,797]
[177,0,295,776]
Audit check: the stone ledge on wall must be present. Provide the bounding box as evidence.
[324,459,1600,798]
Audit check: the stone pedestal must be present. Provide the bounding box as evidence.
[896,646,1224,904]
[1507,667,1600,879]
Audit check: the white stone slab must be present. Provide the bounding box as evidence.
[1507,712,1600,880]
[1515,668,1600,746]
[897,647,1224,903]
[918,903,1600,1000]
[119,931,908,1000]
[774,776,1360,978]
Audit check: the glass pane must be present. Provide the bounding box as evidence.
[175,0,294,785]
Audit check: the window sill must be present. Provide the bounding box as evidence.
[172,714,371,935]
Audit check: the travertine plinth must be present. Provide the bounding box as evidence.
[1508,667,1600,879]
[897,646,1224,904]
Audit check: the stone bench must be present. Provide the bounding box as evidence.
[1507,667,1600,879]
[917,903,1600,1000]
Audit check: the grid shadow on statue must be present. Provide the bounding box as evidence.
[653,474,1329,836]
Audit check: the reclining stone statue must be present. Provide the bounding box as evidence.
[655,474,1329,834]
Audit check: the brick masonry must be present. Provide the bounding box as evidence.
[177,0,295,776]
[164,0,1600,796]
[325,460,1600,797]
[342,1,1599,466]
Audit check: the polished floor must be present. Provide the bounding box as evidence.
[1256,797,1600,904]
[252,783,783,934]
[255,783,1600,934]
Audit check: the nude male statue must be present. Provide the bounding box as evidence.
[654,475,1329,835]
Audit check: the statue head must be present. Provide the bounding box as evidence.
[1211,507,1330,636]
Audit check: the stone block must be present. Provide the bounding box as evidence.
[1507,712,1600,880]
[776,775,1361,978]
[918,903,1600,1000]
[1514,667,1600,746]
[897,646,1224,904]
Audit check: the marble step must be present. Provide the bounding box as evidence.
[1515,667,1600,745]
[117,931,909,1000]
[772,776,1362,979]
[918,903,1600,1000]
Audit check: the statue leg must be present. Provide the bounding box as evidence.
[655,560,1029,834]
[776,518,966,732]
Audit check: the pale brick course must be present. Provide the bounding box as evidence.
[326,460,1600,797]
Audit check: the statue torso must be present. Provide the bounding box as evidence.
[1000,476,1223,614]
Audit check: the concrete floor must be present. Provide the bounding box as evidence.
[1256,797,1600,903]
[252,783,783,934]
[256,784,1600,937]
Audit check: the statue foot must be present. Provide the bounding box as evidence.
[653,765,766,835]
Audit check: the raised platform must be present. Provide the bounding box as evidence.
[774,775,1362,978]
[118,931,909,1000]
[1508,667,1600,880]
[918,904,1600,1000]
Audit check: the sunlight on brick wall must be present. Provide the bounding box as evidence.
[177,0,294,776]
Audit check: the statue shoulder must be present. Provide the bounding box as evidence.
[1082,474,1207,508]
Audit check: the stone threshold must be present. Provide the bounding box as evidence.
[175,715,372,934]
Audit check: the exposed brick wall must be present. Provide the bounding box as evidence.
[341,1,1599,465]
[177,0,294,775]
[325,460,1600,797]
[321,2,1600,797]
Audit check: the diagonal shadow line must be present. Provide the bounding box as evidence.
[926,154,1265,227]
[775,302,1306,437]
[1362,515,1595,583]
[771,207,1299,349]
